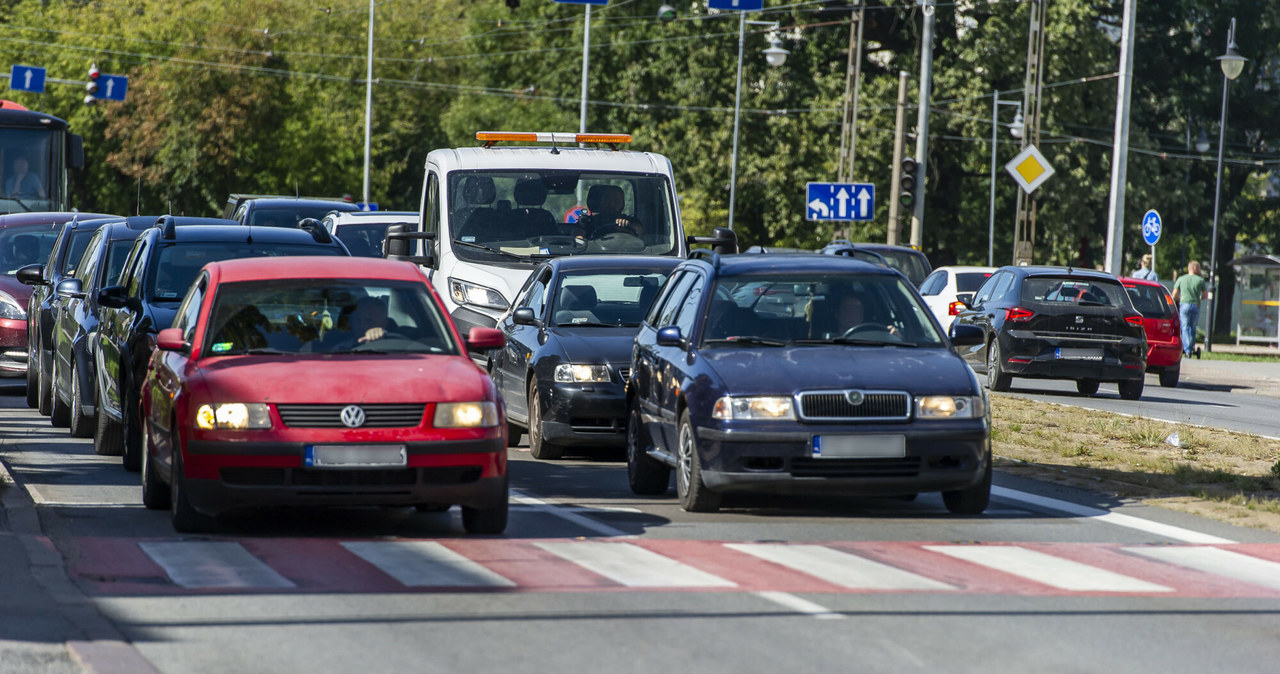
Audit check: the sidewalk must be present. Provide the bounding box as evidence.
[1176,343,1280,398]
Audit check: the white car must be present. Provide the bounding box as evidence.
[919,265,996,331]
[320,210,421,258]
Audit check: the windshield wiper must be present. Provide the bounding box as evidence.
[556,321,621,328]
[703,336,787,347]
[221,347,290,356]
[452,239,529,262]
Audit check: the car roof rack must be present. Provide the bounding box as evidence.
[296,217,333,244]
[155,215,178,240]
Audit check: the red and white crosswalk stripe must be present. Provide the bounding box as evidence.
[64,538,1280,599]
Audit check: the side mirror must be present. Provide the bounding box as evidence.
[155,327,190,353]
[68,134,85,170]
[55,278,84,299]
[383,224,437,267]
[656,326,683,347]
[465,327,505,351]
[949,323,984,347]
[98,285,129,309]
[512,307,538,327]
[16,264,45,286]
[686,227,739,255]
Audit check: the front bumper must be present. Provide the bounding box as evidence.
[0,317,27,377]
[538,380,627,447]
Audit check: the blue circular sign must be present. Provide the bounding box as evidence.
[1141,209,1162,246]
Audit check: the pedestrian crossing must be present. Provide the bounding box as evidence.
[66,538,1280,599]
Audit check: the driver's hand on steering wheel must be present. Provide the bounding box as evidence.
[358,327,385,343]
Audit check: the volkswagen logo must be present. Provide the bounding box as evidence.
[845,390,865,406]
[340,405,367,428]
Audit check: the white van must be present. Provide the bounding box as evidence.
[413,132,688,337]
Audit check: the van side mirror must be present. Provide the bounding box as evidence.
[686,227,739,255]
[383,224,436,267]
[68,134,85,170]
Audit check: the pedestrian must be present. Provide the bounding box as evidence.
[1131,253,1158,281]
[1171,260,1208,358]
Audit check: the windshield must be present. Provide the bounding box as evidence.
[204,280,459,357]
[1022,277,1129,308]
[706,273,945,347]
[551,269,673,327]
[334,222,398,258]
[0,222,60,274]
[447,170,678,264]
[0,130,55,214]
[149,243,345,301]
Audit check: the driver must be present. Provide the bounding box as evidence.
[349,296,390,344]
[832,295,898,337]
[579,185,644,238]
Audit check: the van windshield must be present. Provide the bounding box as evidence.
[447,171,678,264]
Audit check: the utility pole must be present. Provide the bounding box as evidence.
[887,71,909,245]
[908,0,935,249]
[1104,0,1138,275]
[837,6,866,181]
[1013,0,1047,265]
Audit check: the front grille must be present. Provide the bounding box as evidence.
[790,457,921,478]
[797,391,910,421]
[277,403,426,428]
[220,466,481,487]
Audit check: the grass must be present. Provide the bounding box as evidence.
[1200,351,1280,363]
[992,395,1280,533]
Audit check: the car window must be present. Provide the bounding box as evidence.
[919,271,945,296]
[989,272,1015,303]
[334,223,395,258]
[175,275,205,341]
[646,270,685,325]
[969,271,1003,307]
[102,240,136,287]
[672,281,705,336]
[1125,284,1173,318]
[149,242,345,301]
[62,229,99,276]
[72,230,104,288]
[425,172,440,236]
[124,237,150,297]
[248,205,344,228]
[655,272,697,328]
[1022,277,1128,307]
[0,223,61,274]
[874,249,930,286]
[549,268,672,327]
[520,269,551,320]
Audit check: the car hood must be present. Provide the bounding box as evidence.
[548,327,637,364]
[195,354,491,404]
[701,345,977,396]
[0,274,32,305]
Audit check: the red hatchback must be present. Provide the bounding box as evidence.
[139,257,508,533]
[1122,277,1182,387]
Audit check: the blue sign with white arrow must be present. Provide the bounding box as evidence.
[1141,209,1162,246]
[92,74,128,102]
[554,0,608,5]
[9,65,46,94]
[806,182,874,222]
[708,0,765,11]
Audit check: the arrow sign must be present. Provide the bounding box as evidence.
[806,182,875,222]
[807,199,830,219]
[856,187,871,218]
[835,188,849,218]
[92,74,128,102]
[708,0,764,10]
[8,65,46,94]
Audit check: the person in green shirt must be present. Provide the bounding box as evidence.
[1172,260,1208,357]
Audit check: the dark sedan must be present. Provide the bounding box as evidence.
[491,255,680,459]
[951,266,1147,399]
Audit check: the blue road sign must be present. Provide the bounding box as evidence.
[1142,209,1162,246]
[806,182,875,222]
[92,74,128,102]
[708,0,765,10]
[9,65,46,94]
[554,0,608,5]
[357,202,379,212]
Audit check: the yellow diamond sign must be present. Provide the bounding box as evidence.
[1004,144,1056,194]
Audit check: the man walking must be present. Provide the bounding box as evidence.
[1171,260,1208,358]
[1131,253,1158,281]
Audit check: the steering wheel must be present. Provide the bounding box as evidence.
[588,222,642,241]
[350,331,410,350]
[535,234,589,252]
[841,323,891,339]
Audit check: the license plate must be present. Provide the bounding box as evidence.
[305,445,407,468]
[1056,348,1103,361]
[812,435,906,459]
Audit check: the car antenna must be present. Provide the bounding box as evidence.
[549,134,560,156]
[136,176,141,216]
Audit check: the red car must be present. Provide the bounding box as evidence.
[139,256,508,533]
[1121,276,1182,387]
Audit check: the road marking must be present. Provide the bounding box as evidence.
[755,591,845,619]
[1125,546,1280,591]
[535,541,736,588]
[342,541,515,587]
[992,486,1236,544]
[727,543,954,591]
[925,545,1172,592]
[139,541,295,589]
[510,489,632,537]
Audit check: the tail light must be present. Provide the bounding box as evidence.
[1125,314,1144,327]
[1005,307,1035,322]
[948,301,966,316]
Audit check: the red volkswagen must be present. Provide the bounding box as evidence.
[1121,276,1182,387]
[139,256,508,533]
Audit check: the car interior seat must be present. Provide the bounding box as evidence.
[514,179,559,238]
[554,285,600,325]
[458,176,499,241]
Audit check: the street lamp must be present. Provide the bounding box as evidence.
[727,19,787,231]
[1206,17,1247,354]
[988,90,1023,266]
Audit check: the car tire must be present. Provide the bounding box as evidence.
[527,381,563,460]
[141,420,171,510]
[170,438,214,533]
[1118,378,1144,401]
[25,341,39,409]
[985,340,1011,392]
[94,389,125,457]
[68,361,94,438]
[1159,365,1179,388]
[675,409,719,513]
[627,399,669,495]
[942,452,991,515]
[1076,379,1100,396]
[461,478,508,534]
[49,357,71,428]
[37,352,52,416]
[507,422,522,448]
[121,394,142,472]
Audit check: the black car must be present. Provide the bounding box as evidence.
[48,218,162,436]
[951,266,1147,399]
[13,212,117,412]
[820,240,932,286]
[491,255,680,459]
[228,196,360,228]
[95,220,351,470]
[626,252,991,514]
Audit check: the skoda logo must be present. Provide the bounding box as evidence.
[845,390,865,406]
[340,405,367,428]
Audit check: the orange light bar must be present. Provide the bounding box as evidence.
[476,131,540,143]
[574,133,632,144]
[476,131,633,145]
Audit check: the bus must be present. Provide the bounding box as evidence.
[0,101,84,214]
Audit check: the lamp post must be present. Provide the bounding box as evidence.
[362,0,375,207]
[987,90,1023,266]
[1206,17,1246,354]
[727,18,787,231]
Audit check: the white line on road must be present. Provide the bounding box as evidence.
[510,489,633,537]
[755,591,845,620]
[727,543,955,591]
[925,545,1173,593]
[342,541,516,588]
[535,541,736,588]
[1125,546,1280,591]
[992,486,1237,544]
[139,541,295,589]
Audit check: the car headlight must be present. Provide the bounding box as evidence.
[0,291,25,320]
[915,395,984,419]
[554,363,611,383]
[434,401,499,428]
[712,396,795,420]
[195,403,272,430]
[448,278,508,310]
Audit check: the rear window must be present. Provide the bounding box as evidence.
[250,205,347,228]
[956,272,992,293]
[334,223,395,258]
[149,242,345,301]
[1125,284,1173,317]
[873,250,930,286]
[1021,277,1128,308]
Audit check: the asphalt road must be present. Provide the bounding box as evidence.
[2,381,1279,674]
